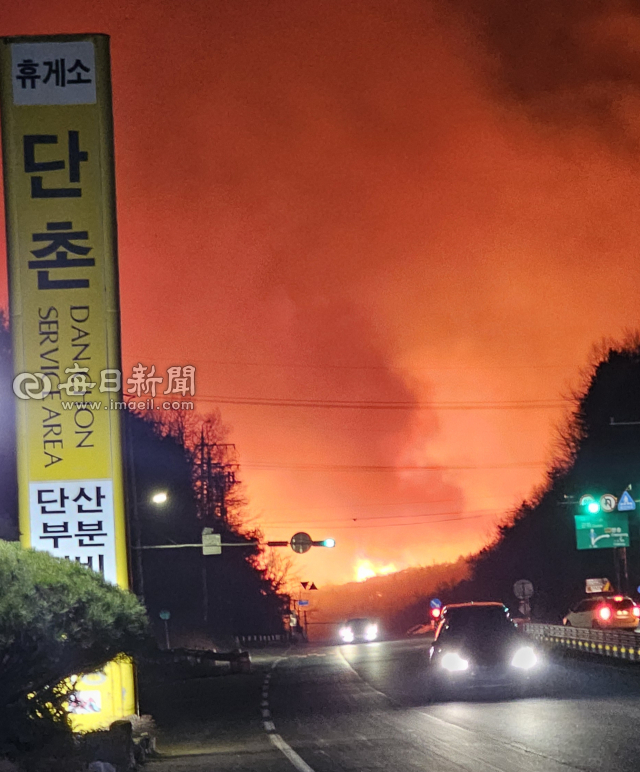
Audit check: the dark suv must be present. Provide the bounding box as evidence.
[428,602,541,696]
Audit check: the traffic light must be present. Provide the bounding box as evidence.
[579,495,600,514]
[314,538,336,548]
[430,607,442,621]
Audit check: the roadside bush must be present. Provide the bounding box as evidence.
[0,541,149,758]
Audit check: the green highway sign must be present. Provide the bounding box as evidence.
[574,512,630,550]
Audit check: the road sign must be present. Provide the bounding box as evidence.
[291,532,313,554]
[600,494,617,513]
[430,598,442,609]
[202,529,222,555]
[618,491,636,512]
[513,579,534,600]
[585,578,612,594]
[575,512,630,550]
[159,610,171,621]
[301,582,309,589]
[298,600,310,607]
[0,34,135,733]
[309,582,318,591]
[518,601,531,617]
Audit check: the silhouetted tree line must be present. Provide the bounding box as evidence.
[127,409,289,647]
[407,335,640,623]
[0,313,288,649]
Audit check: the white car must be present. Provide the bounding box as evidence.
[339,618,379,643]
[563,595,640,631]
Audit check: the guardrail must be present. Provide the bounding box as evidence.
[236,634,288,646]
[525,623,640,662]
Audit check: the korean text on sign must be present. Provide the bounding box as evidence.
[29,480,116,583]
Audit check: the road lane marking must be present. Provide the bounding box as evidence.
[260,654,319,772]
[269,732,316,772]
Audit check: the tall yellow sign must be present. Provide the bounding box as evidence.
[0,34,134,729]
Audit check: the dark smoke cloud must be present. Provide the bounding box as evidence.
[457,0,640,141]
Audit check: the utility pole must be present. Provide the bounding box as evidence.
[194,432,239,627]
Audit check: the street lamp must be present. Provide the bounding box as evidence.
[151,491,168,505]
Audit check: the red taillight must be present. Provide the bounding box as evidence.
[613,595,624,602]
[599,606,612,621]
[633,606,640,618]
[431,608,441,619]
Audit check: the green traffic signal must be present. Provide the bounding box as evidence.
[579,495,601,514]
[311,537,336,548]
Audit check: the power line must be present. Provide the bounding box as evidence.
[243,461,545,472]
[172,358,567,373]
[267,512,493,530]
[195,394,568,411]
[257,494,515,512]
[264,507,503,525]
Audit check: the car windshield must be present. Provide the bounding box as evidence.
[347,618,372,631]
[437,607,514,641]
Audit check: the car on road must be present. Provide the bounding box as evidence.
[428,602,542,697]
[563,595,640,630]
[339,618,379,643]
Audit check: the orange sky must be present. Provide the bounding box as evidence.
[2,1,640,586]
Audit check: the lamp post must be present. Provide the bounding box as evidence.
[130,486,168,602]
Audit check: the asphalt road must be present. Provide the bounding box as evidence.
[143,638,640,772]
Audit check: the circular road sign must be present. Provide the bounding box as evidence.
[290,532,313,554]
[159,609,171,621]
[513,579,534,600]
[600,494,617,513]
[430,598,442,609]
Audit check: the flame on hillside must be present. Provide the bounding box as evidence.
[355,560,399,583]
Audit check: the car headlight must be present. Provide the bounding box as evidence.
[365,624,378,641]
[340,627,354,643]
[441,652,469,672]
[511,646,537,670]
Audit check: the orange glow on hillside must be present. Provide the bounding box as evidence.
[355,560,399,583]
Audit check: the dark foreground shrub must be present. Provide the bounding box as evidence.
[0,541,148,758]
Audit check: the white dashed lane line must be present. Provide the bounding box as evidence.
[261,657,317,772]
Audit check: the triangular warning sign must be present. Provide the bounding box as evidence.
[309,583,318,590]
[618,491,636,511]
[300,581,309,589]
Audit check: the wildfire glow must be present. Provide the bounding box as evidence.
[355,560,398,582]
